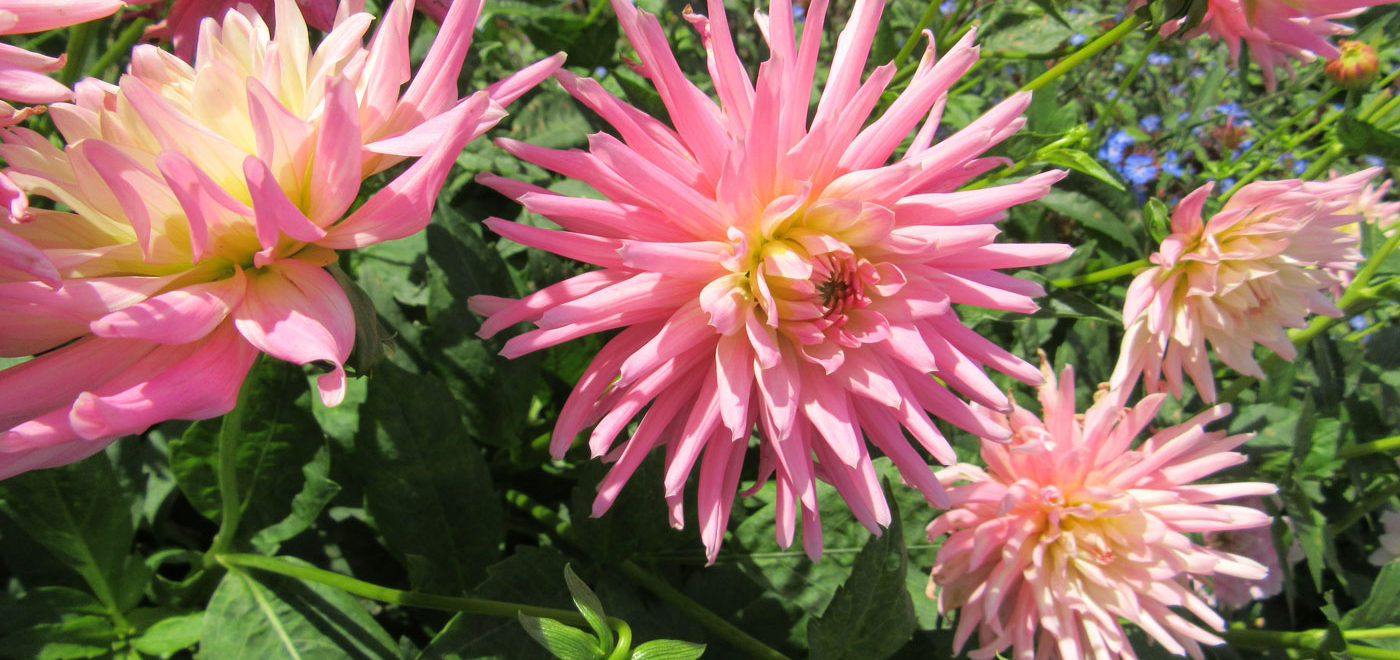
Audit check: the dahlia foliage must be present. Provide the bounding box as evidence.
[0,0,559,478]
[927,363,1276,660]
[472,0,1071,560]
[1112,173,1369,402]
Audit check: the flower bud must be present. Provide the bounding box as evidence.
[1326,41,1380,90]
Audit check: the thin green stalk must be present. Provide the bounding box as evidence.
[1346,627,1400,641]
[1094,33,1161,142]
[1222,90,1339,198]
[1020,14,1145,92]
[1347,646,1400,659]
[1050,258,1148,289]
[217,553,633,639]
[1340,435,1400,460]
[59,20,100,86]
[206,367,258,563]
[619,560,793,660]
[87,18,150,78]
[893,0,941,66]
[933,0,971,48]
[1225,627,1400,657]
[505,491,792,660]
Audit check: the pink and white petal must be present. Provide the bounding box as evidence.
[232,259,353,406]
[91,270,247,344]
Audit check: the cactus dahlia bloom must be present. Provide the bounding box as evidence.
[1160,0,1393,91]
[471,0,1071,561]
[0,1,140,104]
[926,363,1277,660]
[0,0,561,479]
[1111,173,1369,403]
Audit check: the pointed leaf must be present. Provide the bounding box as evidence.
[563,565,613,650]
[629,640,707,660]
[518,615,605,660]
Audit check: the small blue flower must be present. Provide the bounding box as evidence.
[1147,53,1172,66]
[940,0,957,14]
[1216,101,1248,119]
[1190,66,1207,78]
[1161,151,1185,177]
[1139,115,1162,132]
[1221,177,1237,190]
[1122,154,1158,185]
[1113,62,1126,73]
[1292,159,1309,175]
[1107,129,1136,150]
[1238,139,1255,151]
[1106,89,1118,100]
[1350,315,1368,331]
[1365,155,1386,168]
[793,5,805,20]
[593,66,608,78]
[1069,33,1088,46]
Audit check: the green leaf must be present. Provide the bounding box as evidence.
[1035,189,1139,250]
[0,452,147,613]
[351,363,503,594]
[249,446,341,553]
[1341,561,1400,650]
[201,564,399,660]
[419,546,573,660]
[130,612,202,657]
[518,615,605,660]
[563,565,612,650]
[806,495,915,660]
[0,587,118,660]
[1337,115,1400,163]
[168,358,327,546]
[1039,149,1126,192]
[629,640,706,660]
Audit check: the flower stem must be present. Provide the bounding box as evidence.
[1020,14,1145,92]
[1049,258,1148,289]
[1339,435,1400,460]
[205,368,258,564]
[1223,90,1340,198]
[619,560,793,660]
[893,0,941,66]
[87,18,151,78]
[1226,627,1400,657]
[59,20,100,86]
[215,553,628,635]
[504,490,793,660]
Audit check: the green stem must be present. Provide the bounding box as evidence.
[1222,90,1339,198]
[505,492,792,660]
[86,18,150,78]
[59,20,100,86]
[619,560,793,660]
[1338,435,1400,460]
[206,366,259,563]
[1020,14,1145,92]
[1348,646,1400,659]
[893,0,940,66]
[1346,627,1400,641]
[1225,627,1400,657]
[217,553,635,638]
[1094,33,1161,142]
[1050,258,1148,289]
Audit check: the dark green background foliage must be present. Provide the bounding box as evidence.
[3,0,1400,658]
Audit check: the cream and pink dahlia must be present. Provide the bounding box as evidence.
[926,362,1277,660]
[1162,0,1394,90]
[1111,173,1369,403]
[0,0,559,479]
[0,0,142,104]
[471,0,1071,561]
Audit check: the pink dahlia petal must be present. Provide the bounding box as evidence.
[474,0,1068,557]
[232,259,353,407]
[0,0,551,479]
[1114,173,1370,401]
[927,363,1276,660]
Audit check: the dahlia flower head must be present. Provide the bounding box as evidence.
[0,0,561,479]
[471,0,1071,561]
[1112,172,1370,404]
[0,0,143,106]
[926,362,1277,660]
[1158,0,1394,91]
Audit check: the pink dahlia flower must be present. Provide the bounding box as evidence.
[926,362,1277,660]
[1202,497,1294,609]
[0,0,144,104]
[1112,173,1370,403]
[0,0,561,479]
[1163,0,1394,91]
[471,0,1071,561]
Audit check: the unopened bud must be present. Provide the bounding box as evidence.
[1325,41,1379,90]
